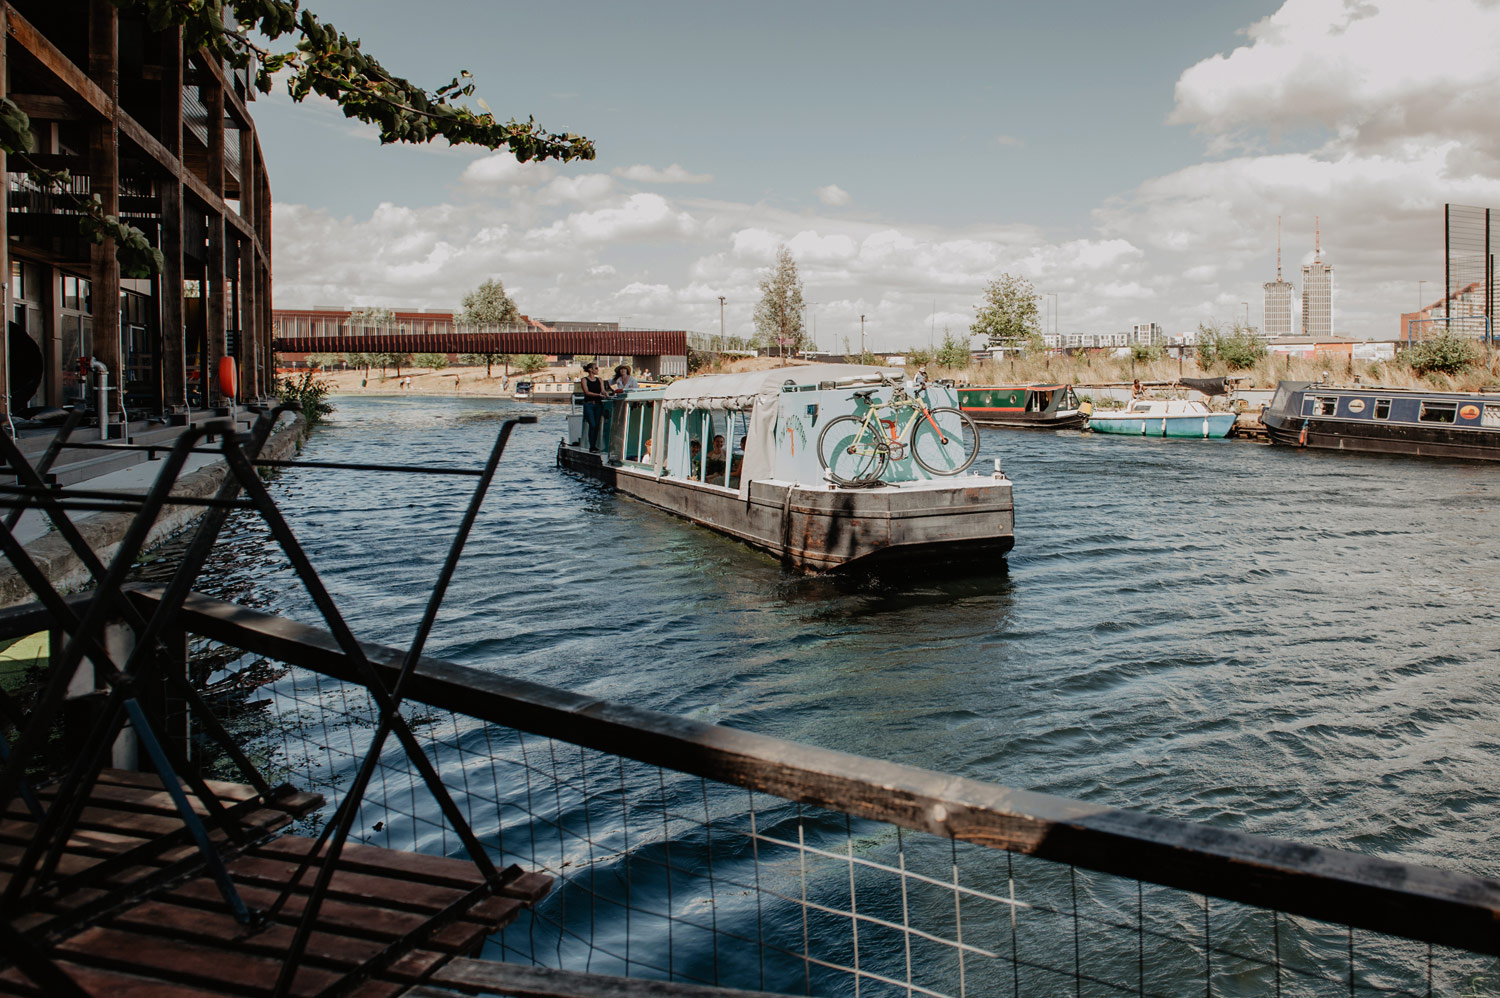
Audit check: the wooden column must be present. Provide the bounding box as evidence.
[237,127,256,399]
[89,0,122,429]
[158,27,186,410]
[0,5,11,422]
[203,67,226,408]
[259,160,273,393]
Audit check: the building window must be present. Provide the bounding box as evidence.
[59,274,93,405]
[1418,402,1457,424]
[1374,399,1392,420]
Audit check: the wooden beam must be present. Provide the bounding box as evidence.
[428,961,791,998]
[191,50,250,128]
[159,26,185,410]
[4,3,110,118]
[7,92,76,120]
[88,0,121,430]
[0,5,10,419]
[136,586,1500,959]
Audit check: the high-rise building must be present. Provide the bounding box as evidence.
[1301,217,1333,339]
[1263,216,1294,338]
[1129,322,1165,346]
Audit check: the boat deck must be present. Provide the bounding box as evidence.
[0,769,550,998]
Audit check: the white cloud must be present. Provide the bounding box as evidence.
[993,134,1024,148]
[815,184,852,207]
[459,154,554,189]
[615,163,714,184]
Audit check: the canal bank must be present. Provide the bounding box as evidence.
[0,410,306,607]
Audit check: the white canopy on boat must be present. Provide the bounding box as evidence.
[658,364,901,411]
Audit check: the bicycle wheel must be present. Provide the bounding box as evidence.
[910,407,980,476]
[817,415,888,485]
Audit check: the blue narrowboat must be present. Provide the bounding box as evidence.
[1262,380,1500,461]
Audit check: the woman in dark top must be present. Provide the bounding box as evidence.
[579,363,611,450]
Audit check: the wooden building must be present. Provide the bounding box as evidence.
[3,0,272,424]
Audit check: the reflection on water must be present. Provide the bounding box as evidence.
[194,396,1500,878]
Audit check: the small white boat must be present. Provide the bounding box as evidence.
[1088,398,1237,438]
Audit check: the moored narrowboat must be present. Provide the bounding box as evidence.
[1262,380,1500,461]
[956,383,1090,429]
[556,365,1015,573]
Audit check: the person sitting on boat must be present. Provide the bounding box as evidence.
[688,438,703,477]
[912,366,929,394]
[612,365,639,392]
[706,434,727,483]
[1132,378,1144,399]
[579,363,611,451]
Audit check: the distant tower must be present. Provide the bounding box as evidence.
[1301,216,1333,339]
[1262,216,1293,338]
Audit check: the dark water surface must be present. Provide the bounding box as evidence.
[194,394,1500,985]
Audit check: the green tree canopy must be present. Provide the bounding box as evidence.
[970,274,1040,351]
[348,306,394,329]
[753,247,807,356]
[457,279,521,327]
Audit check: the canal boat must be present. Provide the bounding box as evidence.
[512,381,532,400]
[1262,380,1500,461]
[1088,398,1237,438]
[525,375,579,404]
[956,383,1091,429]
[556,365,1015,572]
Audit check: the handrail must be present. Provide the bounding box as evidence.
[129,584,1500,957]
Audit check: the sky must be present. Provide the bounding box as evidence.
[256,0,1500,350]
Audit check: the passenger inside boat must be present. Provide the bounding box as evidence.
[707,435,727,484]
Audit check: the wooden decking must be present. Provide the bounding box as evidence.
[0,770,551,997]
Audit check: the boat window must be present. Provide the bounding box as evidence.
[1419,402,1457,423]
[725,409,749,490]
[1485,404,1500,428]
[1374,399,1391,420]
[622,401,654,464]
[1313,396,1338,416]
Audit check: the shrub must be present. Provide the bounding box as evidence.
[1129,344,1162,363]
[1197,323,1266,371]
[515,354,548,374]
[935,332,971,369]
[414,352,449,370]
[275,369,335,429]
[1406,332,1478,377]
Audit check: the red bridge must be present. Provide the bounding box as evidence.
[272,328,689,357]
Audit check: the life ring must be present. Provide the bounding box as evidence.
[218,356,238,400]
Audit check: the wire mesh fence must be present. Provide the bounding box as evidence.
[192,644,1500,997]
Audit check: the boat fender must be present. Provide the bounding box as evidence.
[1298,419,1309,448]
[218,356,238,401]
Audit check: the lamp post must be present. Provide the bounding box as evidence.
[717,296,726,352]
[860,314,867,359]
[1415,281,1427,344]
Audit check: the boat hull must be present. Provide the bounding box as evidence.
[557,444,1014,573]
[965,410,1089,430]
[1089,412,1237,438]
[1263,412,1500,461]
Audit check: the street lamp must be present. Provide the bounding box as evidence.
[717,296,726,352]
[860,314,867,358]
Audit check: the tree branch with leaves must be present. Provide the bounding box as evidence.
[0,0,595,276]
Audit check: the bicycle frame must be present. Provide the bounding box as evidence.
[851,390,948,455]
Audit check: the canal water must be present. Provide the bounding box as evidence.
[188,394,1500,991]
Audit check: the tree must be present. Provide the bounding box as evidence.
[971,274,1041,352]
[515,354,548,375]
[936,330,972,369]
[414,353,449,370]
[459,352,513,378]
[752,247,806,358]
[457,279,521,327]
[0,2,594,278]
[1196,322,1267,371]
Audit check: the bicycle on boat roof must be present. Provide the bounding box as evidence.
[815,376,980,485]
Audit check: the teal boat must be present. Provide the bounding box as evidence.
[1088,398,1237,438]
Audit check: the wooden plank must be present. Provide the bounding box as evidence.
[430,960,793,998]
[6,92,74,119]
[4,4,110,117]
[141,585,1500,958]
[254,835,490,889]
[57,925,343,997]
[92,767,261,801]
[379,948,448,984]
[110,899,389,968]
[166,877,433,940]
[226,853,471,913]
[0,961,228,998]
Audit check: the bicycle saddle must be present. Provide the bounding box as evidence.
[850,388,878,402]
